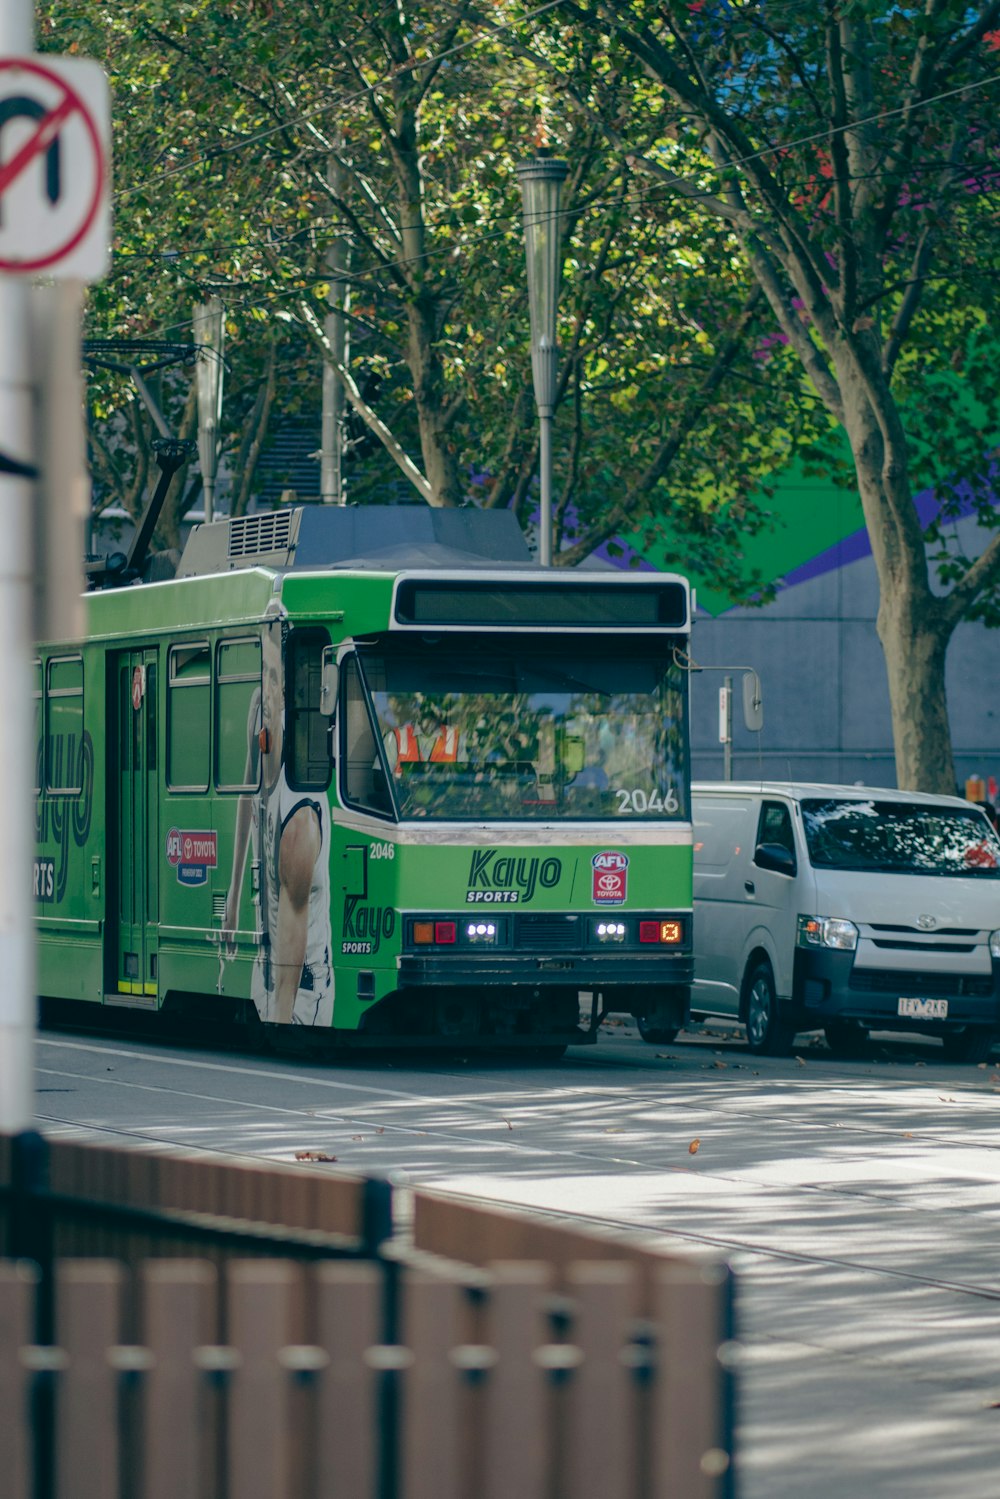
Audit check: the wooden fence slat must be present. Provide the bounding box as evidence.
[482,1263,550,1499]
[227,1260,297,1499]
[401,1270,462,1499]
[314,1262,380,1499]
[0,1263,35,1499]
[56,1260,123,1499]
[650,1262,734,1499]
[142,1260,214,1499]
[564,1262,638,1499]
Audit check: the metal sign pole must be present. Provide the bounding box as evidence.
[0,0,37,1132]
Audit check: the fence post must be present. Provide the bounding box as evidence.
[9,1132,52,1338]
[650,1261,736,1499]
[362,1175,394,1255]
[0,1263,35,1499]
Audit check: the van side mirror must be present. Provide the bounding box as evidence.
[320,646,339,717]
[754,841,796,876]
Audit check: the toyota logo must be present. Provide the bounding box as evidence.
[916,915,936,931]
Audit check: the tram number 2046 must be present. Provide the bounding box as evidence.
[615,787,680,815]
[370,841,396,860]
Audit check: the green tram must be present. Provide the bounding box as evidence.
[35,507,693,1053]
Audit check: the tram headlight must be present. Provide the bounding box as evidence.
[409,915,505,949]
[594,920,627,942]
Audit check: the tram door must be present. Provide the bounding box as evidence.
[112,649,160,1004]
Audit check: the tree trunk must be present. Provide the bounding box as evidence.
[876,586,956,795]
[838,360,958,793]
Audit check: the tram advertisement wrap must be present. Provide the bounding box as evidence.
[219,628,334,1030]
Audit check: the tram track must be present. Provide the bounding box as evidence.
[34,1030,1000,1312]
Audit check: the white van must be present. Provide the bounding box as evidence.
[686,782,1000,1062]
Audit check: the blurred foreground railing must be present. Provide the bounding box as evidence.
[0,1131,736,1499]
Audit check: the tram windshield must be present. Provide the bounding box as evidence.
[345,637,688,821]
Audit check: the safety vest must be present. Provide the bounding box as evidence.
[392,725,459,764]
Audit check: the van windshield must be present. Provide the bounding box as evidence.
[801,799,1000,876]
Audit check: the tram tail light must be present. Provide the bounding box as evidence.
[639,920,683,945]
[434,921,457,944]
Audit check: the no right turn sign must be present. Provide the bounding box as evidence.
[0,55,111,281]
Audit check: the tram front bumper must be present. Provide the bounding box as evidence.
[397,952,694,987]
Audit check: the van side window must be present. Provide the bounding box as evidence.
[757,801,795,861]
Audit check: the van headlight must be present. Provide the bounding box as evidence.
[990,930,1000,959]
[797,915,859,952]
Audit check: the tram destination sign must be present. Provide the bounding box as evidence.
[0,55,111,280]
[393,578,690,630]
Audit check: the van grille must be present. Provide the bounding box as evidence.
[870,939,975,954]
[849,969,994,998]
[868,924,978,937]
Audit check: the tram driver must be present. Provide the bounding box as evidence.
[383,696,462,775]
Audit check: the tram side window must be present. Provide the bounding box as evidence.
[341,656,392,817]
[46,656,83,794]
[286,628,331,792]
[216,638,261,792]
[168,642,210,791]
[32,658,41,794]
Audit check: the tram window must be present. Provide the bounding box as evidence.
[216,638,261,792]
[45,656,83,794]
[167,641,210,791]
[287,628,331,792]
[341,656,392,817]
[32,658,41,795]
[146,663,157,773]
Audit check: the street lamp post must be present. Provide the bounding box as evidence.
[517,153,568,567]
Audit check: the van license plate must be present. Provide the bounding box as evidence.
[898,997,948,1019]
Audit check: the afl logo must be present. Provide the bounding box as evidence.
[592,850,628,906]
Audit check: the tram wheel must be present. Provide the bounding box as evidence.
[636,1016,679,1045]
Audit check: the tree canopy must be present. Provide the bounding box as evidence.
[553,0,1000,789]
[40,0,810,591]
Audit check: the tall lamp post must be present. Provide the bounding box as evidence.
[517,153,568,567]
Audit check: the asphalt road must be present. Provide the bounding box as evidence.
[33,1015,1000,1499]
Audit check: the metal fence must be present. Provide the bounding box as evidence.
[0,1132,736,1499]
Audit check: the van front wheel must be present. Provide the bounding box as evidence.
[744,963,793,1056]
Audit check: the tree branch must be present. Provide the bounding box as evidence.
[299,298,433,502]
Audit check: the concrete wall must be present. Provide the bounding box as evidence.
[689,514,1000,792]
